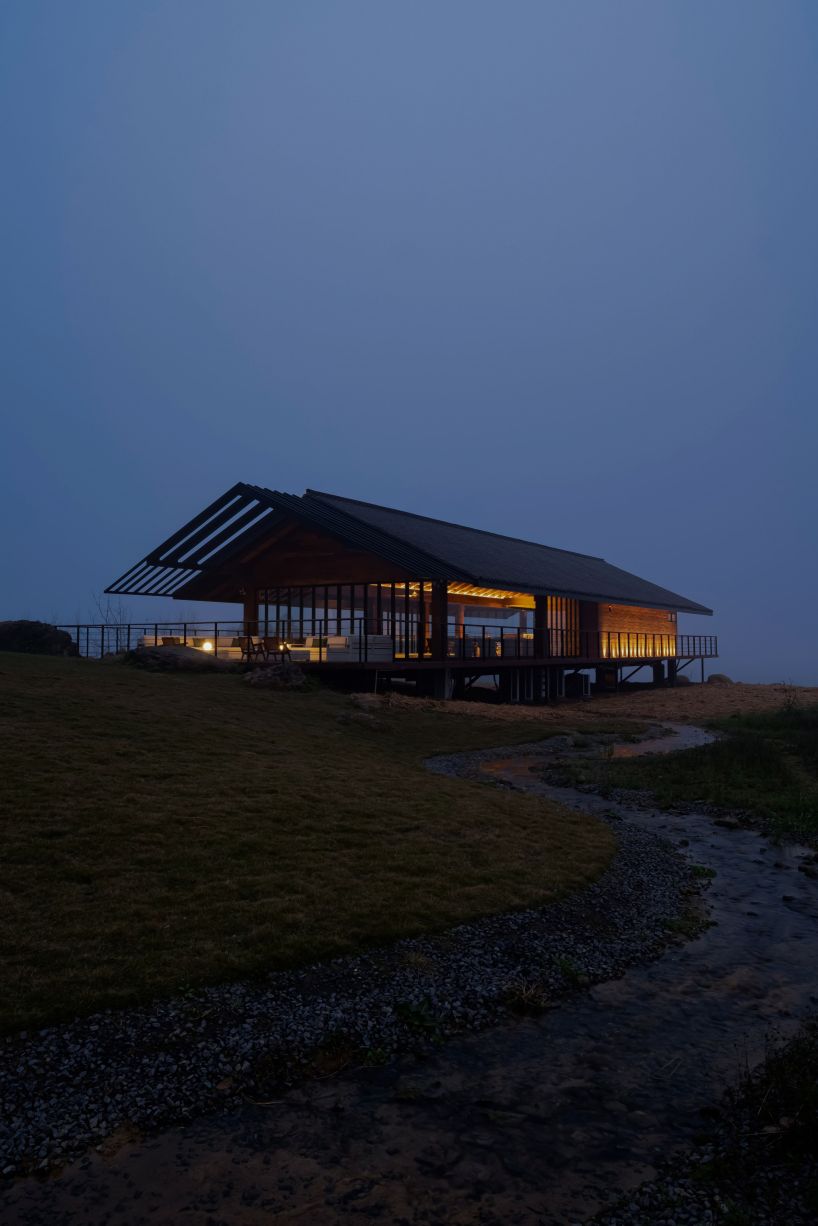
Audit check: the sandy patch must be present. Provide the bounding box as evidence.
[375,683,818,724]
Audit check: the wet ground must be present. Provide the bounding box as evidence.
[4,728,818,1225]
[608,721,714,757]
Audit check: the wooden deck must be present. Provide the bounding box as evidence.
[60,624,718,667]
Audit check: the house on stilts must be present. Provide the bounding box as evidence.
[102,484,716,701]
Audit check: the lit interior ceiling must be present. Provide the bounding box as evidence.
[387,581,534,607]
[445,582,533,606]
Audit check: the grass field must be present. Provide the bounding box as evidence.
[0,654,623,1033]
[562,704,818,842]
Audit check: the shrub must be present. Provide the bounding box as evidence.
[0,620,78,657]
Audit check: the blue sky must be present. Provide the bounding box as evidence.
[2,2,817,681]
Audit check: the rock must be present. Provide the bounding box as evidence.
[0,620,78,657]
[673,675,693,687]
[350,693,382,713]
[336,710,386,731]
[243,660,307,689]
[126,645,236,672]
[707,673,733,685]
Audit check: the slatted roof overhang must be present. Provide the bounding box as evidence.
[105,484,474,597]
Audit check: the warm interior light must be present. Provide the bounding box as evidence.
[202,640,214,652]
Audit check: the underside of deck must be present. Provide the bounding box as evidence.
[299,649,709,671]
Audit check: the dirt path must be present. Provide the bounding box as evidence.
[383,681,818,724]
[4,730,818,1225]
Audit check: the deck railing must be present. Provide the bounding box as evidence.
[57,621,718,664]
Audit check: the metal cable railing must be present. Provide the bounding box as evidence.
[57,621,718,664]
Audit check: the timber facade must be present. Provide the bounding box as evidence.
[105,484,717,701]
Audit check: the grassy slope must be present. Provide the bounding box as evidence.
[565,705,818,841]
[0,654,621,1032]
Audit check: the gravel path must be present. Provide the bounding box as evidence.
[4,725,818,1224]
[1,734,698,1187]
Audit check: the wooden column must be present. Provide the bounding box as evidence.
[417,582,427,656]
[430,581,449,661]
[366,584,380,633]
[579,601,599,660]
[242,589,258,635]
[451,602,465,658]
[534,594,549,659]
[404,582,411,654]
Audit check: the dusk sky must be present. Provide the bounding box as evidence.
[2,2,817,682]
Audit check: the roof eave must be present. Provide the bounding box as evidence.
[474,576,712,615]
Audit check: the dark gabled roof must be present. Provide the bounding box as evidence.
[106,482,712,614]
[303,490,712,614]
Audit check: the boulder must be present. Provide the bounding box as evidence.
[350,693,383,713]
[707,673,734,685]
[126,645,236,672]
[336,710,386,731]
[0,620,78,656]
[243,660,307,689]
[673,674,693,686]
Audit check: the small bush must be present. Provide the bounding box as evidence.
[504,979,550,1015]
[0,620,78,657]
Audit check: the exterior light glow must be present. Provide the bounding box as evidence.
[202,640,214,652]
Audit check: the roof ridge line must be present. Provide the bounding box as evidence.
[248,485,477,583]
[304,488,605,563]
